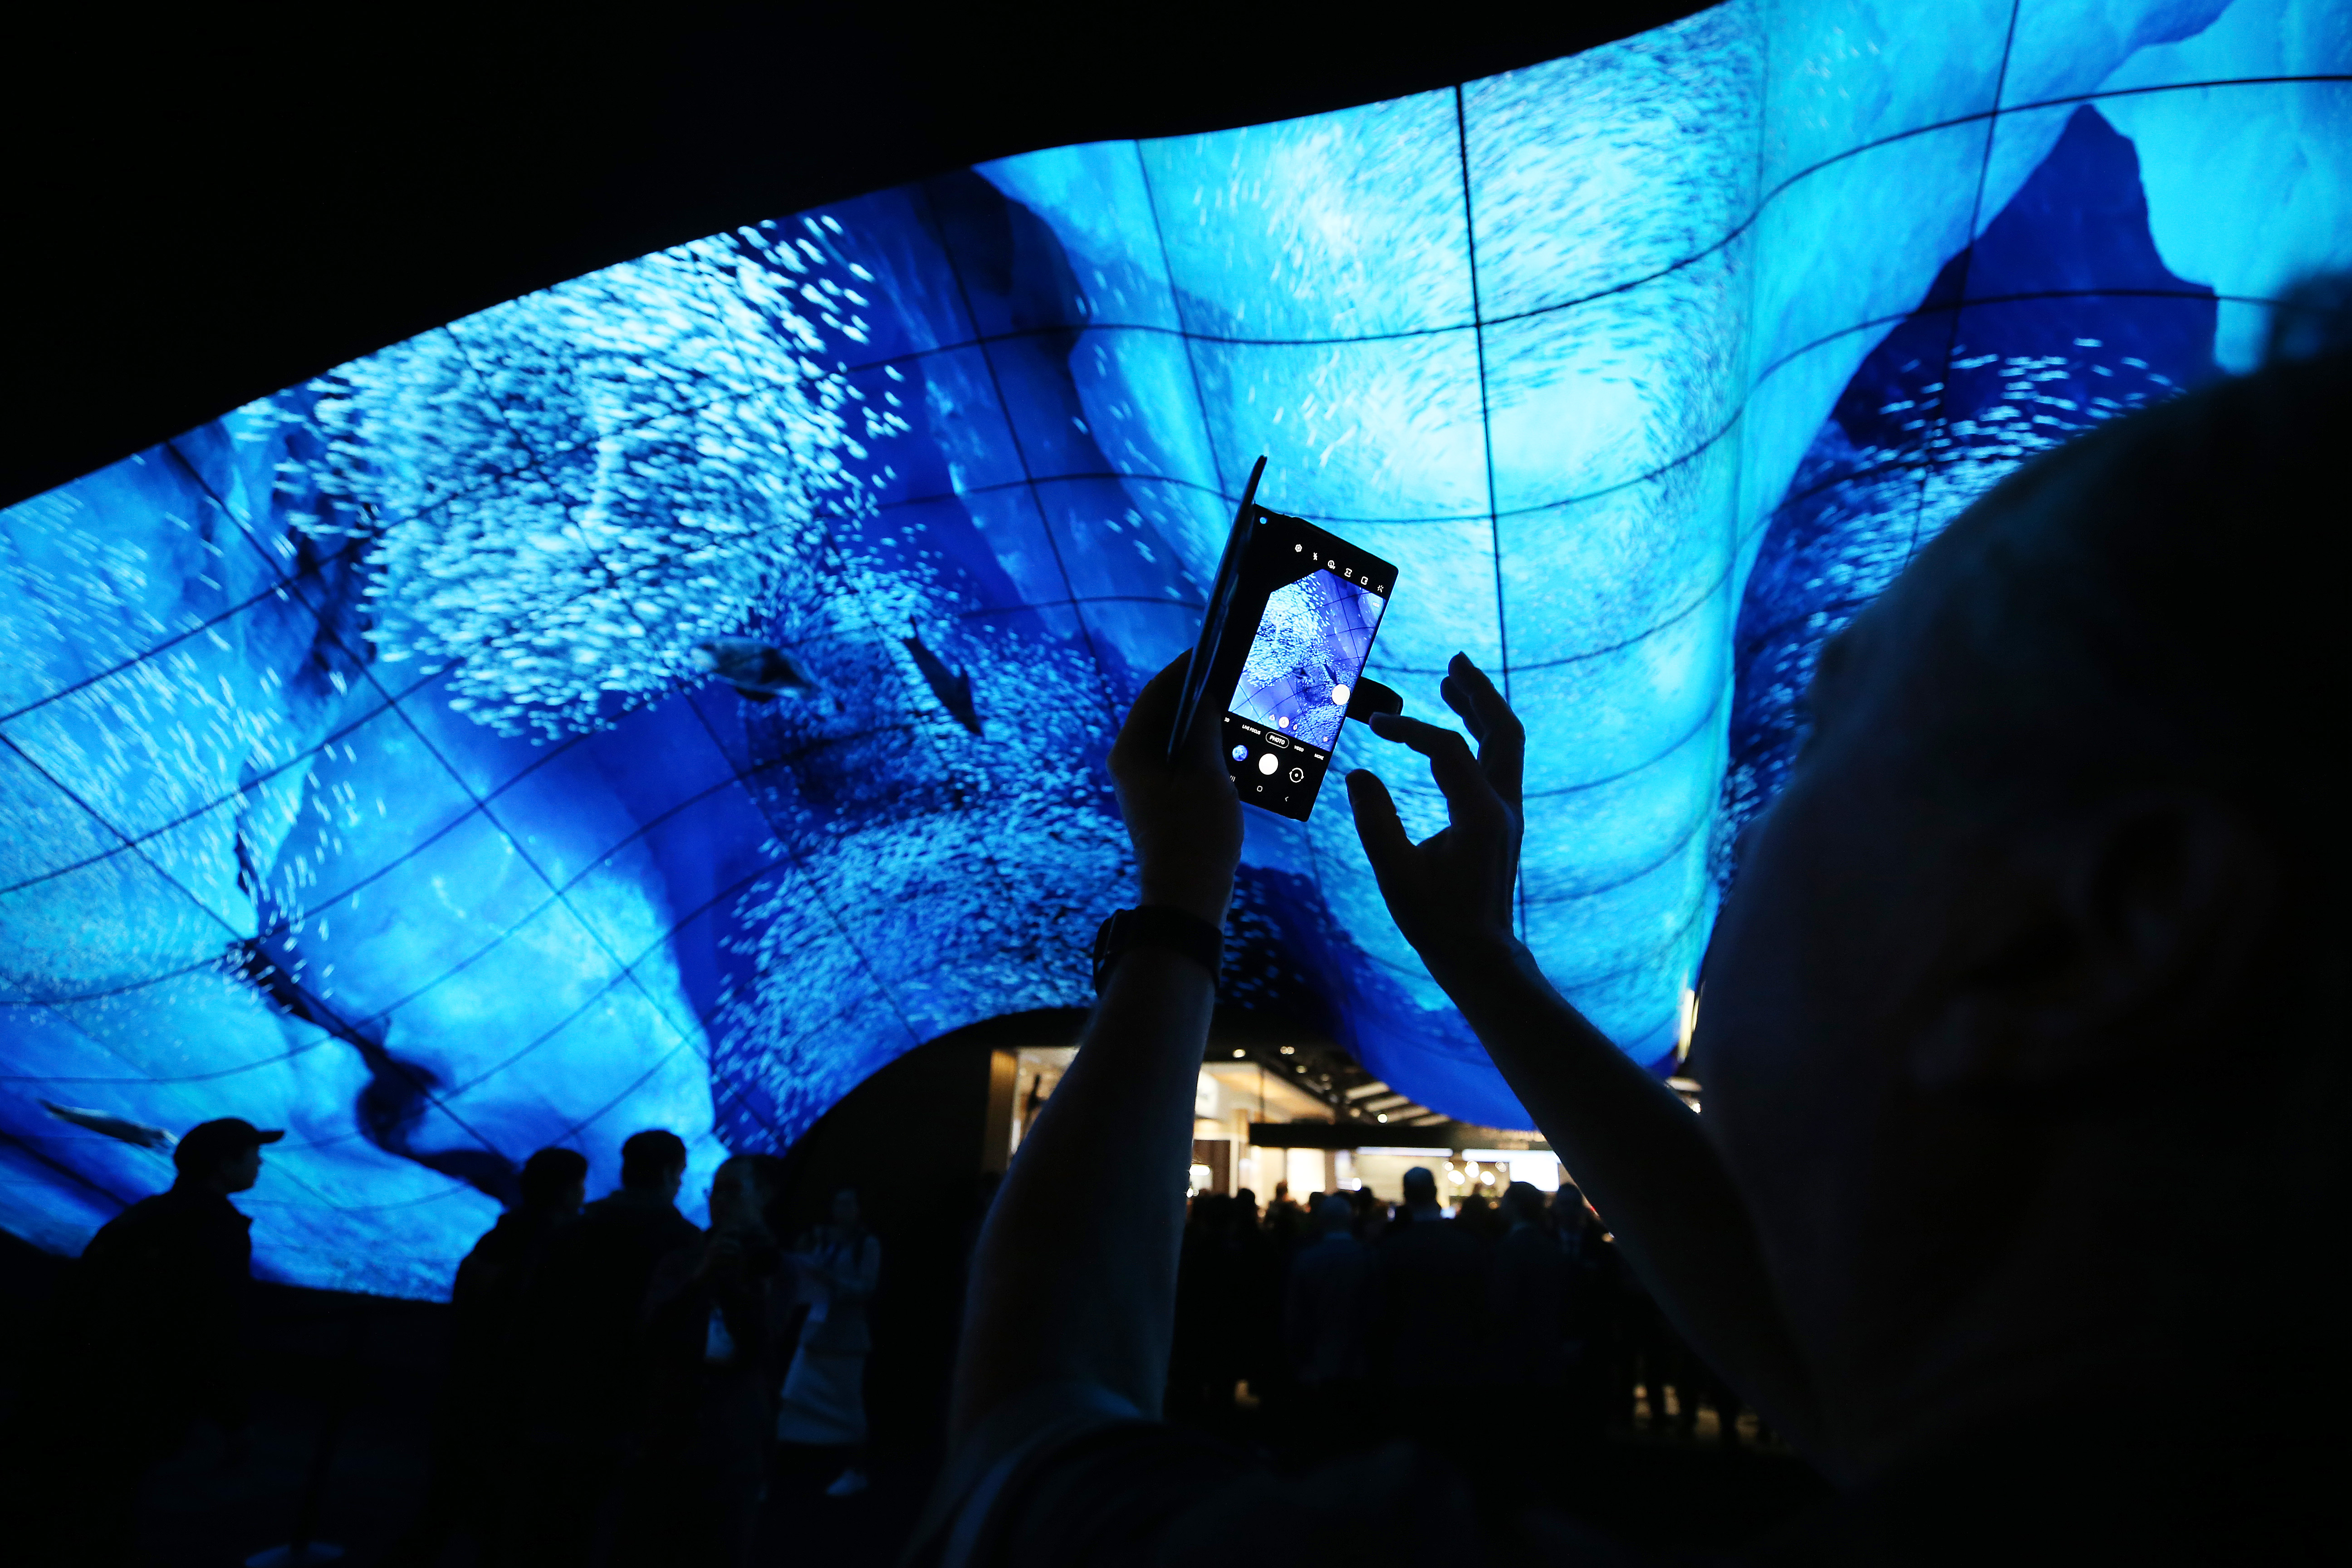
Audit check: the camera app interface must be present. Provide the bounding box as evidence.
[1219,514,1395,820]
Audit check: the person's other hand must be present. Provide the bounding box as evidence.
[1109,654,1244,926]
[1347,652,1524,986]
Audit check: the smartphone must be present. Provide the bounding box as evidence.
[1169,457,1400,821]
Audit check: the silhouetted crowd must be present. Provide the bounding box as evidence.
[0,1114,1739,1567]
[1169,1173,1750,1465]
[3,1125,887,1568]
[416,1133,887,1565]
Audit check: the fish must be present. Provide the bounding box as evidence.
[231,939,322,1026]
[41,1101,176,1152]
[693,637,819,703]
[902,625,982,735]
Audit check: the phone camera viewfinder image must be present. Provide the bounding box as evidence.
[1206,505,1398,822]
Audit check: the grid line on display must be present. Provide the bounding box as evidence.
[69,392,943,1138]
[1905,1,2024,570]
[6,264,2252,859]
[0,528,372,730]
[0,730,517,1215]
[804,75,2348,373]
[1455,82,1526,943]
[431,852,785,1100]
[877,281,2265,538]
[0,1128,139,1209]
[688,220,1048,1032]
[421,307,826,1133]
[305,756,794,1049]
[160,441,723,1152]
[0,955,227,1010]
[1524,808,1712,908]
[1529,901,1716,1010]
[1132,142,1235,503]
[0,416,900,894]
[5,789,789,1180]
[1454,84,1509,703]
[1368,876,1712,1005]
[919,181,1123,733]
[0,653,447,898]
[1519,691,1728,804]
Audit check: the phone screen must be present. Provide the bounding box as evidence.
[1206,509,1397,820]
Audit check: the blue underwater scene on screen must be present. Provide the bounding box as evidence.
[1233,571,1387,752]
[3,0,2347,1295]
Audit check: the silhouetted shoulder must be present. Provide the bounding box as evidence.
[83,1186,252,1280]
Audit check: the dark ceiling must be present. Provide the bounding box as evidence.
[2,4,1710,507]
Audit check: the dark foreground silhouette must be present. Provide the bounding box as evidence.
[922,341,2352,1565]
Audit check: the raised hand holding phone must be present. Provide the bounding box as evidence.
[1167,456,1401,821]
[1114,654,1244,926]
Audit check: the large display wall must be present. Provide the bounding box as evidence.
[3,0,2345,1294]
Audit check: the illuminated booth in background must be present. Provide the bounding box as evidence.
[2,0,2344,1296]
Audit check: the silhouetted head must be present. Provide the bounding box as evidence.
[1552,1185,1591,1230]
[1691,344,2352,1480]
[1400,1166,1438,1210]
[619,1129,688,1199]
[173,1118,283,1196]
[710,1156,776,1237]
[1234,1187,1258,1221]
[830,1186,861,1230]
[1316,1193,1354,1235]
[518,1147,589,1215]
[748,1155,793,1238]
[1502,1181,1547,1227]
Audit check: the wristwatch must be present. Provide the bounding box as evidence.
[1091,906,1225,994]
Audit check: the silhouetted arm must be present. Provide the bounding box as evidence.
[950,655,1241,1442]
[1348,654,1822,1454]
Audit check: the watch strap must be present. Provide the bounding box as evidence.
[1091,906,1224,994]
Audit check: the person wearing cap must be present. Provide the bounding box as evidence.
[2,1117,281,1563]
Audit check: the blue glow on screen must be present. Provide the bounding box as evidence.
[1233,571,1386,750]
[4,0,2347,1295]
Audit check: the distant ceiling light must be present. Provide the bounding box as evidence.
[1232,1049,1246,1058]
[1376,1113,1387,1123]
[1279,1045,1295,1055]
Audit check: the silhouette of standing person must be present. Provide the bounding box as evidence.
[778,1186,882,1497]
[1488,1181,1573,1390]
[620,1153,793,1568]
[1373,1164,1489,1432]
[389,1145,587,1565]
[4,1117,279,1566]
[505,1127,699,1566]
[1282,1192,1378,1455]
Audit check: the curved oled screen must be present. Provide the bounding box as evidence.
[4,0,2346,1294]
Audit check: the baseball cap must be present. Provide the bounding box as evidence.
[173,1117,285,1175]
